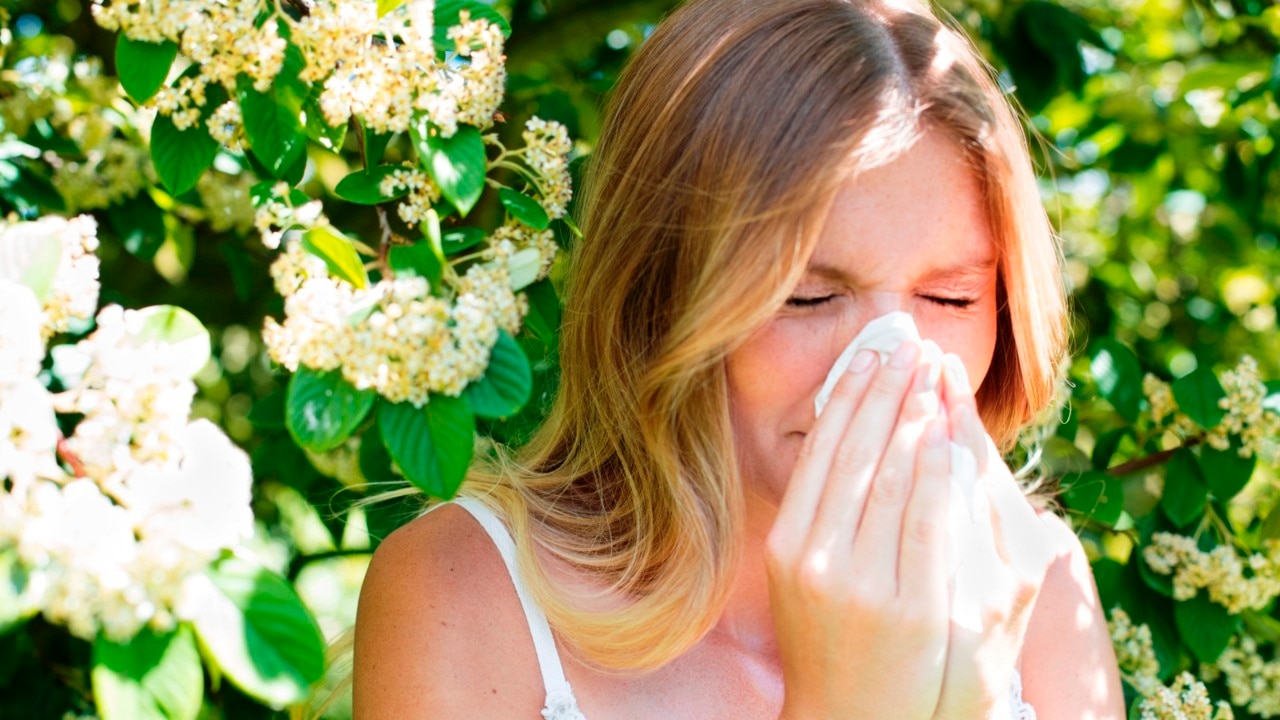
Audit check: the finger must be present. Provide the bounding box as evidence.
[949,400,989,475]
[941,352,974,411]
[771,349,879,555]
[805,340,921,552]
[846,364,938,578]
[897,413,951,607]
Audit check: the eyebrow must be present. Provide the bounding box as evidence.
[806,256,998,284]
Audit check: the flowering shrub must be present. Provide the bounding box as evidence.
[1,0,571,716]
[1,0,1278,718]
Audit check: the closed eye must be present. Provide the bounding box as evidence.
[785,295,836,308]
[924,295,975,308]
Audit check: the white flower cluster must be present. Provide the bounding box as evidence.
[1203,635,1280,717]
[1143,357,1279,461]
[94,0,506,141]
[378,165,442,227]
[1140,673,1235,720]
[262,241,526,407]
[0,215,101,340]
[50,138,150,213]
[1144,532,1280,613]
[0,218,254,642]
[93,0,285,129]
[521,117,573,219]
[302,1,505,138]
[1212,356,1278,460]
[1109,608,1162,697]
[254,181,326,250]
[196,170,257,235]
[489,220,558,282]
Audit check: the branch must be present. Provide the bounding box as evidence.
[287,548,373,580]
[1106,435,1203,477]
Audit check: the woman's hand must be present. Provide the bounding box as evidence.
[765,341,953,719]
[931,373,1061,719]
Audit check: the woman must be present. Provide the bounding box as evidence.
[354,0,1125,717]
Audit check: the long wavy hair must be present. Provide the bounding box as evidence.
[457,0,1067,673]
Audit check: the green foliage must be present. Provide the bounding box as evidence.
[286,368,377,452]
[115,36,177,104]
[413,121,487,216]
[379,395,476,498]
[92,626,202,720]
[190,557,326,708]
[4,0,1280,717]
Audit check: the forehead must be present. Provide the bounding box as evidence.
[809,130,997,282]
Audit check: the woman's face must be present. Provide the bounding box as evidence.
[726,130,1000,505]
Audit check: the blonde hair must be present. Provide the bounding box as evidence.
[459,0,1068,673]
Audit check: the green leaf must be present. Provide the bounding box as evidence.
[302,94,346,151]
[463,331,532,419]
[1200,438,1256,501]
[388,242,443,286]
[1161,448,1208,528]
[301,226,369,289]
[132,305,212,379]
[434,0,511,52]
[115,36,178,104]
[334,166,410,205]
[1090,339,1143,422]
[363,127,393,167]
[191,557,326,708]
[1091,427,1134,470]
[378,395,475,498]
[498,188,549,230]
[0,161,66,214]
[0,549,34,635]
[0,220,62,301]
[150,113,218,196]
[107,192,166,260]
[506,248,541,291]
[238,45,310,180]
[1059,470,1124,527]
[377,0,406,16]
[442,226,487,254]
[92,626,202,720]
[412,120,486,217]
[1174,591,1240,664]
[247,386,287,431]
[522,279,561,347]
[1171,366,1227,429]
[286,368,377,452]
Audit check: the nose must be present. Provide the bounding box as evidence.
[836,290,918,343]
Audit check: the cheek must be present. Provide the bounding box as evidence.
[725,319,838,436]
[919,302,999,390]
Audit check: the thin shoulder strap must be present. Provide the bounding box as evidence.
[449,497,575,701]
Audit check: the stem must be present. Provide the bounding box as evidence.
[287,548,373,580]
[1105,435,1204,477]
[376,206,395,274]
[56,435,87,478]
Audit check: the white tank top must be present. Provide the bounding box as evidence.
[447,498,1036,719]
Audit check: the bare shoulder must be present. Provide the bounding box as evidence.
[1021,509,1126,719]
[353,503,545,719]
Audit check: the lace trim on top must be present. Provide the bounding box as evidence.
[446,499,1034,719]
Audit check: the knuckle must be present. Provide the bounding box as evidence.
[870,465,910,506]
[904,513,937,545]
[831,443,867,479]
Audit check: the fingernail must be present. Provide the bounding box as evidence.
[850,349,878,374]
[888,340,920,369]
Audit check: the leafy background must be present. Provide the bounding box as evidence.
[2,0,1279,717]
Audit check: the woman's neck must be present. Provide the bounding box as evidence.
[710,487,783,658]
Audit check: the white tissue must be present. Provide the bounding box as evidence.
[813,311,988,632]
